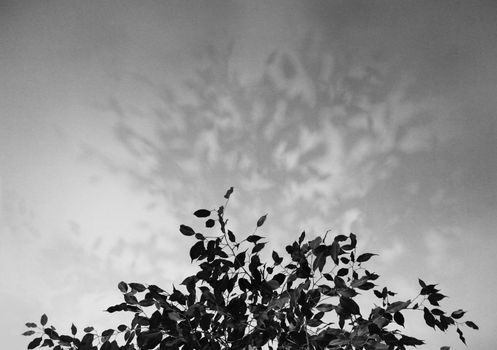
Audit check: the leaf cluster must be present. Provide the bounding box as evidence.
[24,188,477,350]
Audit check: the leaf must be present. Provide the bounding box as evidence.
[44,328,59,340]
[256,214,267,227]
[349,232,357,248]
[418,278,427,288]
[340,297,361,315]
[84,327,94,333]
[313,249,326,272]
[22,330,35,336]
[316,303,335,312]
[299,231,305,244]
[228,230,236,242]
[40,314,48,326]
[118,281,128,293]
[247,235,263,243]
[252,242,266,254]
[424,307,436,328]
[356,253,377,263]
[194,209,211,218]
[400,335,424,346]
[205,219,215,228]
[451,309,465,319]
[124,293,138,305]
[329,240,340,265]
[224,187,234,199]
[102,329,114,337]
[27,337,42,349]
[234,251,246,270]
[386,300,410,313]
[266,279,280,290]
[272,251,282,265]
[440,347,450,350]
[25,323,37,328]
[465,321,479,330]
[42,339,54,347]
[428,293,446,306]
[129,283,146,292]
[71,323,77,336]
[179,224,195,236]
[357,282,375,290]
[394,311,405,327]
[456,327,466,345]
[431,308,445,316]
[190,241,205,261]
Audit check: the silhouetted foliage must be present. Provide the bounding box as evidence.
[24,188,477,350]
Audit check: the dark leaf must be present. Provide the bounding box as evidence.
[451,309,465,319]
[84,327,94,333]
[234,251,246,270]
[205,219,215,228]
[102,329,114,337]
[431,308,445,316]
[194,209,211,218]
[394,311,405,327]
[316,303,334,312]
[228,230,236,242]
[190,241,205,261]
[256,214,267,227]
[386,300,410,313]
[22,330,35,336]
[40,314,48,326]
[418,278,427,288]
[400,335,424,346]
[179,224,195,236]
[25,322,37,328]
[299,231,305,244]
[106,303,125,313]
[357,282,375,290]
[456,328,466,345]
[252,242,266,254]
[307,318,322,327]
[59,335,74,343]
[247,235,263,243]
[349,232,357,248]
[28,337,42,349]
[118,281,128,293]
[129,283,146,292]
[424,307,436,328]
[71,323,77,335]
[124,293,138,305]
[440,347,450,350]
[356,253,377,263]
[272,251,282,265]
[195,233,205,240]
[465,321,479,330]
[238,278,251,291]
[224,187,234,199]
[340,297,361,315]
[266,279,280,290]
[42,339,54,347]
[428,293,446,306]
[329,240,340,265]
[44,328,59,340]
